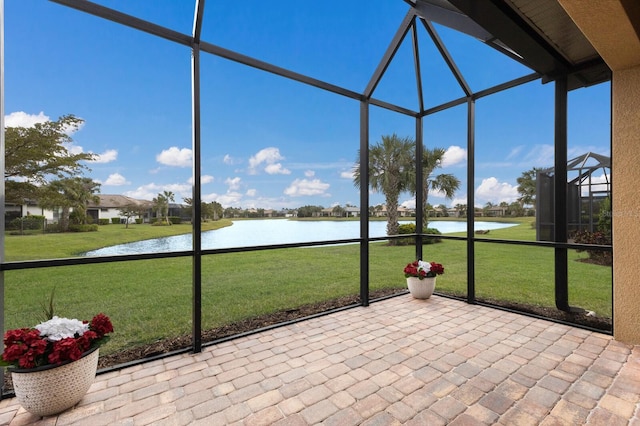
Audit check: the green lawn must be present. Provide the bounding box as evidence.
[2,217,612,356]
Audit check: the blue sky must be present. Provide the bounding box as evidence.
[4,1,611,210]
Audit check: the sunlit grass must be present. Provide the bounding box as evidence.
[3,216,611,358]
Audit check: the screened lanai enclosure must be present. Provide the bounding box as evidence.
[537,152,612,242]
[0,0,613,388]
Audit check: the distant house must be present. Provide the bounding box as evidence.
[87,194,152,223]
[373,205,414,218]
[5,194,154,226]
[344,206,360,217]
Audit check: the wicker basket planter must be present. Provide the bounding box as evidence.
[10,348,99,417]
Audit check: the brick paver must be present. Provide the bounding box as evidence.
[1,295,639,425]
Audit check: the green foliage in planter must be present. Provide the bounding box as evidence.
[99,219,110,225]
[111,218,121,224]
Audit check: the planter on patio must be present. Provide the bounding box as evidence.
[10,347,99,417]
[406,277,436,299]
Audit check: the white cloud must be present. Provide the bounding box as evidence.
[304,170,315,177]
[209,191,242,207]
[187,175,214,185]
[584,172,611,194]
[340,170,354,179]
[441,146,467,167]
[265,163,291,175]
[450,196,467,207]
[506,145,524,160]
[523,144,554,167]
[223,154,234,165]
[248,147,290,175]
[5,111,49,127]
[4,111,83,135]
[475,177,519,204]
[246,189,257,197]
[284,178,330,197]
[225,177,241,190]
[156,147,192,167]
[401,198,416,209]
[92,149,118,163]
[125,182,191,202]
[104,173,130,186]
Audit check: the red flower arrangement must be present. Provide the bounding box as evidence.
[0,314,113,370]
[404,260,445,279]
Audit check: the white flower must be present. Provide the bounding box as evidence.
[35,316,89,341]
[417,260,431,273]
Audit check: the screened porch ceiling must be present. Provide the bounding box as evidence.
[410,0,610,90]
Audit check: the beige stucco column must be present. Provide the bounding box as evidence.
[558,0,640,343]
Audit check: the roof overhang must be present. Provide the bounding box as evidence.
[411,0,612,90]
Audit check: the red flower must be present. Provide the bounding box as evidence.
[0,314,113,369]
[90,314,114,338]
[403,260,445,279]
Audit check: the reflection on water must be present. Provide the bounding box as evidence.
[84,220,516,256]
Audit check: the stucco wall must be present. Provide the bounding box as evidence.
[559,0,640,344]
[612,66,640,343]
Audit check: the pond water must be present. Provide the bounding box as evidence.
[84,220,517,256]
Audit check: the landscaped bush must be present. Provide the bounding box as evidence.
[44,222,62,233]
[135,218,143,224]
[111,217,121,224]
[573,230,612,265]
[424,227,442,244]
[396,224,442,245]
[169,216,182,224]
[68,224,99,232]
[99,219,110,225]
[8,216,45,231]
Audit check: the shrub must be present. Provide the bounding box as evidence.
[68,224,99,232]
[135,218,143,224]
[169,216,182,224]
[44,222,62,233]
[573,230,612,265]
[99,219,110,225]
[396,224,442,245]
[424,228,442,244]
[8,216,45,231]
[111,217,121,224]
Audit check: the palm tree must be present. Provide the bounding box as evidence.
[354,134,414,241]
[411,147,460,229]
[39,177,101,231]
[162,190,175,225]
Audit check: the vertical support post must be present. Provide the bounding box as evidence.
[554,76,569,311]
[191,0,204,353]
[0,0,6,394]
[467,98,475,303]
[415,116,424,259]
[359,101,370,307]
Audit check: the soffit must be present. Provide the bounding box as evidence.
[412,0,611,89]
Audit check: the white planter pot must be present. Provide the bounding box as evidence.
[406,276,436,299]
[10,347,99,417]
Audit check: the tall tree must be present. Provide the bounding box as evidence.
[354,134,414,240]
[4,115,95,203]
[162,191,175,225]
[38,177,100,231]
[517,168,540,207]
[411,147,460,229]
[152,193,168,224]
[118,202,148,228]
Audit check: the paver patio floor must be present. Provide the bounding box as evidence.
[1,295,639,425]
